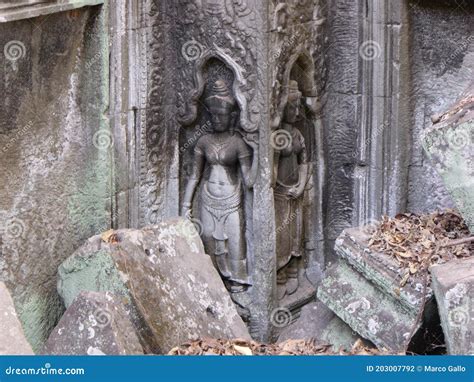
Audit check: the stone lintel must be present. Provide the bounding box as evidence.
[0,0,104,23]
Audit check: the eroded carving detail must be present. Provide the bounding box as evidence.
[273,81,310,300]
[181,80,258,293]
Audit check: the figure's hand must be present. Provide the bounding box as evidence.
[288,186,303,199]
[242,133,259,151]
[182,206,192,219]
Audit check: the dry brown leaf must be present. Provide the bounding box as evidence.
[101,229,118,244]
[233,345,253,356]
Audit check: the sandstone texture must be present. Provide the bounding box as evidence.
[318,228,433,353]
[58,218,250,354]
[43,291,143,355]
[278,301,363,352]
[423,84,474,233]
[0,282,34,355]
[431,257,474,355]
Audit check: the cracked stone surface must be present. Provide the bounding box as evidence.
[0,282,33,355]
[57,218,250,354]
[431,257,474,355]
[317,228,434,353]
[277,301,363,352]
[42,291,143,355]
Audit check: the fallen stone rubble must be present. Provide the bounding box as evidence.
[0,282,34,355]
[318,210,473,355]
[42,291,144,355]
[168,338,383,356]
[422,85,474,233]
[56,218,250,354]
[431,257,474,355]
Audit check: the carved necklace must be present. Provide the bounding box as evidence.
[209,134,233,161]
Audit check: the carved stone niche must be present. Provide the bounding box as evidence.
[271,47,323,318]
[179,51,259,323]
[148,0,327,341]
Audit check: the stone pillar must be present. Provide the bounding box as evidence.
[324,0,412,258]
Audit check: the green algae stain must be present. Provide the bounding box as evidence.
[58,250,129,308]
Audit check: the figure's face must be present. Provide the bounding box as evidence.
[284,98,300,124]
[211,110,231,132]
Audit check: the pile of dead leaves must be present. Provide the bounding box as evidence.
[367,210,473,283]
[168,338,382,356]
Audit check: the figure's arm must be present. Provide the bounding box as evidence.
[239,136,259,189]
[290,136,309,198]
[182,152,205,217]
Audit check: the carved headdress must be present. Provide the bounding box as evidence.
[287,80,302,102]
[205,80,236,113]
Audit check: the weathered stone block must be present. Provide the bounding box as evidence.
[58,218,250,354]
[423,87,474,232]
[317,228,433,353]
[0,282,33,355]
[42,291,143,355]
[431,257,474,355]
[335,228,433,310]
[278,301,362,352]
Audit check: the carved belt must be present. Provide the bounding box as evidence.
[202,183,242,223]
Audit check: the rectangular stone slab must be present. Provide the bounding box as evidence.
[318,260,422,353]
[431,257,474,355]
[335,228,433,311]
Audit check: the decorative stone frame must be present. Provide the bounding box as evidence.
[179,47,257,134]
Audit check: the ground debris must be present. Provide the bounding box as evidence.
[168,338,383,356]
[367,210,473,281]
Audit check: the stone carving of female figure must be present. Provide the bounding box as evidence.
[182,80,258,293]
[273,80,309,300]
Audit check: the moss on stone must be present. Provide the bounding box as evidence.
[58,249,129,308]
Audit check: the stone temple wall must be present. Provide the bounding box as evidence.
[323,0,473,260]
[0,5,110,350]
[0,0,473,350]
[407,0,474,214]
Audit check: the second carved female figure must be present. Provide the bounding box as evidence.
[273,80,310,300]
[182,80,258,294]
